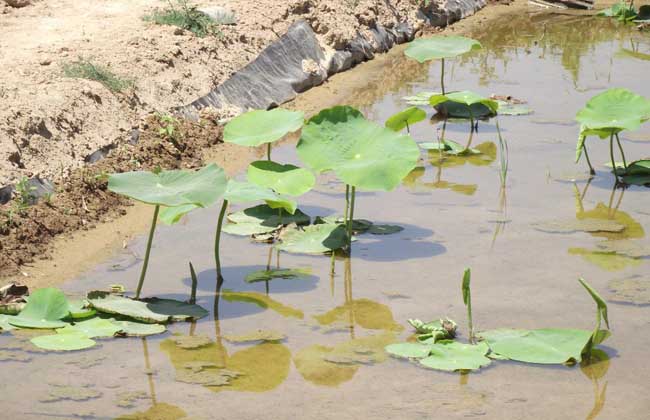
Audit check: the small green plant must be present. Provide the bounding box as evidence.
[597,2,649,22]
[15,177,36,210]
[144,0,221,38]
[63,58,133,93]
[157,113,185,151]
[462,268,473,343]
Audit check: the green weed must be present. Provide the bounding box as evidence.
[63,59,133,93]
[144,0,221,38]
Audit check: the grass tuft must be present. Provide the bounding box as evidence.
[63,59,133,93]
[144,0,221,38]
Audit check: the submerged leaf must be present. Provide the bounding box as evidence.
[608,276,650,305]
[419,341,491,371]
[10,288,70,329]
[244,268,312,283]
[31,332,96,351]
[385,342,432,359]
[480,328,592,364]
[532,219,626,234]
[594,240,650,258]
[275,224,348,254]
[297,106,420,191]
[368,224,404,235]
[223,330,286,343]
[223,108,304,147]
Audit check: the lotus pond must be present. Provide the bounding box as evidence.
[2,11,650,420]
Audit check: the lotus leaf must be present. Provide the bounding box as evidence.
[30,331,96,351]
[617,160,650,185]
[403,91,438,106]
[385,342,432,359]
[0,314,16,331]
[314,216,373,233]
[222,222,279,236]
[419,341,491,371]
[275,223,348,254]
[170,335,213,349]
[385,107,427,131]
[67,300,97,320]
[58,318,121,338]
[244,268,312,283]
[419,139,480,155]
[108,163,227,207]
[141,297,209,321]
[594,240,650,258]
[297,106,420,191]
[247,161,315,196]
[368,224,404,235]
[111,320,167,337]
[158,204,200,225]
[480,328,592,364]
[404,36,482,62]
[87,293,169,324]
[227,204,309,226]
[224,180,297,213]
[223,108,304,147]
[9,288,70,329]
[575,88,650,133]
[495,101,533,116]
[608,276,650,305]
[429,91,499,118]
[223,330,286,343]
[39,384,102,402]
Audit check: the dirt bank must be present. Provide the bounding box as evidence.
[0,0,521,284]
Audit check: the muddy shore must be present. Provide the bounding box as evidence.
[0,0,523,284]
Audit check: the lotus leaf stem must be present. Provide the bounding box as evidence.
[347,186,356,247]
[405,120,410,134]
[440,58,446,95]
[135,204,160,299]
[189,261,198,304]
[267,143,272,161]
[582,142,595,175]
[614,133,627,170]
[344,184,350,223]
[215,199,229,281]
[608,133,619,184]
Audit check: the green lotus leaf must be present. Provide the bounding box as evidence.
[67,300,96,320]
[225,180,297,214]
[403,91,438,106]
[223,108,305,147]
[429,91,499,118]
[247,161,315,197]
[614,160,650,185]
[419,340,491,371]
[158,204,199,225]
[480,328,593,364]
[141,297,209,322]
[404,36,482,62]
[0,315,16,331]
[313,216,373,233]
[419,139,479,155]
[385,342,432,359]
[9,288,70,329]
[275,224,348,254]
[227,204,309,226]
[385,107,427,131]
[111,320,167,337]
[108,163,227,207]
[575,88,650,133]
[87,293,169,324]
[222,222,279,236]
[244,268,312,283]
[58,318,121,338]
[297,106,420,191]
[31,331,96,351]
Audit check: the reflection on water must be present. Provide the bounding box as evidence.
[581,349,610,420]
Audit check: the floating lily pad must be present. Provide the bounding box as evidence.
[141,298,209,322]
[10,288,70,329]
[608,276,650,305]
[430,91,499,119]
[170,334,213,349]
[176,363,241,386]
[67,300,97,320]
[108,163,227,207]
[223,108,304,147]
[224,180,298,214]
[419,139,479,155]
[368,224,404,235]
[532,219,626,234]
[59,318,121,338]
[247,161,315,196]
[244,268,312,283]
[87,293,168,324]
[495,101,533,116]
[480,328,593,364]
[419,341,491,371]
[297,106,420,191]
[405,36,482,62]
[40,384,102,402]
[222,222,279,236]
[226,204,309,233]
[385,107,427,131]
[112,320,167,337]
[275,223,348,254]
[403,91,438,106]
[385,342,432,359]
[223,330,286,343]
[314,216,373,233]
[31,331,96,351]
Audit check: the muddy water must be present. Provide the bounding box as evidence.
[2,12,650,420]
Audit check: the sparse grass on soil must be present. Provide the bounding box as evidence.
[144,0,222,38]
[62,59,133,93]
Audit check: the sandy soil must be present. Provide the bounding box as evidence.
[0,0,439,186]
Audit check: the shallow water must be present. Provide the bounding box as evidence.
[2,12,650,420]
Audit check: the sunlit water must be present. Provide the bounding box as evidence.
[2,12,650,420]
